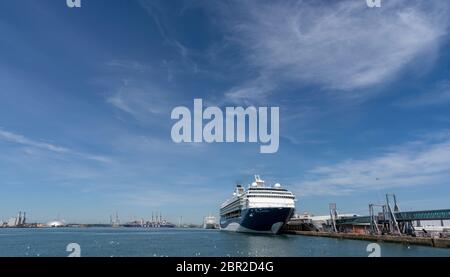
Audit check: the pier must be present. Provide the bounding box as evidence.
[282,230,450,248]
[283,194,450,249]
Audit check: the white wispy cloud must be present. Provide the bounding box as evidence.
[0,128,110,163]
[220,0,449,101]
[138,0,199,74]
[294,132,450,196]
[107,81,172,120]
[103,59,176,121]
[111,133,209,156]
[0,129,69,153]
[224,76,276,104]
[106,60,151,72]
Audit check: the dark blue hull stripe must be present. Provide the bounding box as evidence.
[220,208,294,233]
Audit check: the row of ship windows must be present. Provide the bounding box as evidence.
[221,198,243,208]
[222,195,294,212]
[221,206,243,215]
[248,188,287,191]
[248,191,293,195]
[247,195,295,199]
[221,200,242,207]
[222,194,294,211]
[222,210,241,219]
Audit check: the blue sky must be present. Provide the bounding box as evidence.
[1,0,450,224]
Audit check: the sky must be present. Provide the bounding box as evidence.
[1,0,450,224]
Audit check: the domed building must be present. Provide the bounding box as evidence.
[47,220,65,227]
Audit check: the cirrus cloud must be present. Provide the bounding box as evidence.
[220,0,449,101]
[295,131,450,196]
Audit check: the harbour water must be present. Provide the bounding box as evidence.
[1,228,449,257]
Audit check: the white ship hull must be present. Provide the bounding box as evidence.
[203,223,217,229]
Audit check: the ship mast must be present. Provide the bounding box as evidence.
[254,175,265,187]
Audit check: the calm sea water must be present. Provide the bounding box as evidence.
[0,227,449,257]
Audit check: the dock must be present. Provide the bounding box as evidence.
[282,230,450,248]
[283,193,450,249]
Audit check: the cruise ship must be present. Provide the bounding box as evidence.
[220,175,296,234]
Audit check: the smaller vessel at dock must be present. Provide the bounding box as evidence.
[203,215,217,229]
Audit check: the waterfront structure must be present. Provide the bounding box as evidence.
[286,212,360,232]
[123,212,176,228]
[7,217,17,227]
[110,212,120,227]
[2,211,28,228]
[47,220,65,227]
[220,175,296,234]
[284,194,450,238]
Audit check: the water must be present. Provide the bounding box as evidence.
[0,228,449,257]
